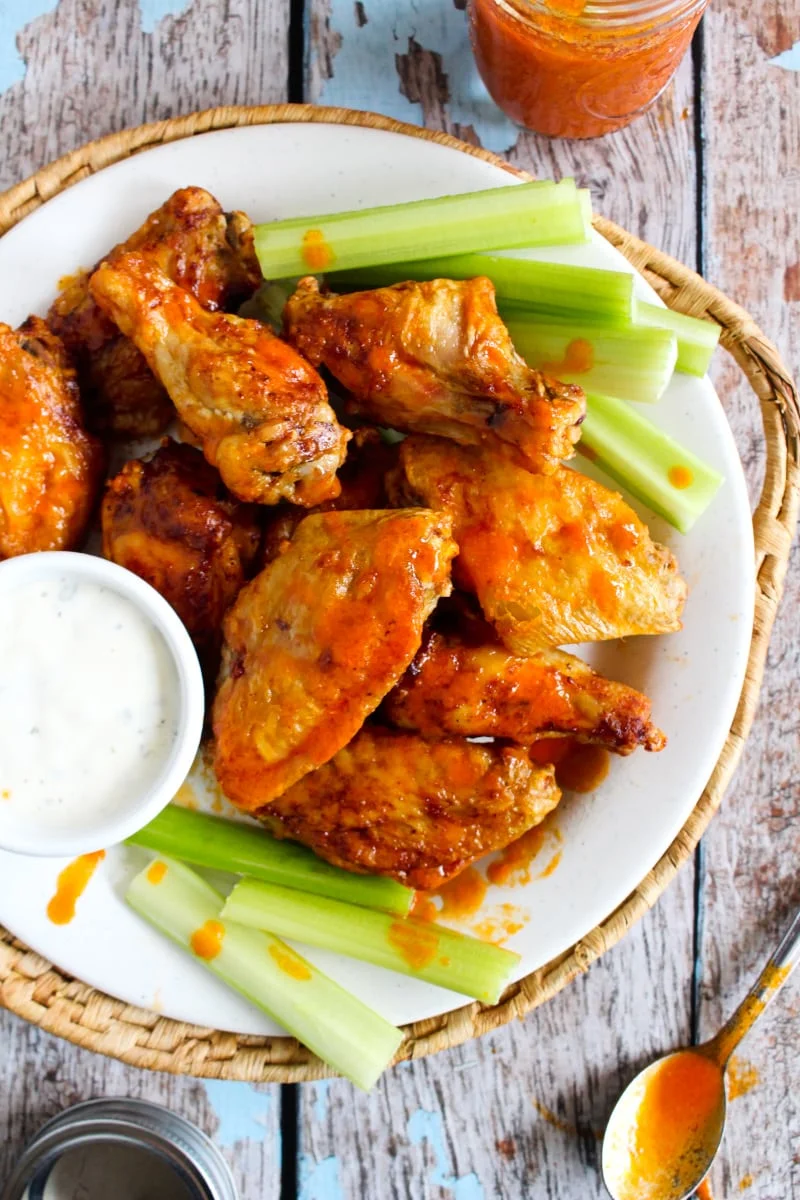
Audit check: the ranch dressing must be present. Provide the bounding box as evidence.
[0,574,180,842]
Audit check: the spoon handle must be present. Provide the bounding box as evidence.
[708,906,800,1065]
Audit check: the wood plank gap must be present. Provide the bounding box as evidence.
[289,0,307,103]
[691,17,707,277]
[280,1083,300,1200]
[690,839,707,1044]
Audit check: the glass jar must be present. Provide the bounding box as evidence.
[468,0,708,139]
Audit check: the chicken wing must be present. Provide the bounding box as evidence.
[260,726,561,889]
[90,252,350,506]
[48,187,262,437]
[283,275,585,474]
[388,435,687,651]
[213,509,456,811]
[385,624,665,754]
[102,439,261,667]
[258,426,398,566]
[0,316,103,558]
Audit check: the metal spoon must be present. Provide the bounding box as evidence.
[602,906,800,1200]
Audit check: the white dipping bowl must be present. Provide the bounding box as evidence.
[0,552,205,858]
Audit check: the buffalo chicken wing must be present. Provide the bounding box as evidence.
[283,275,585,474]
[90,253,350,506]
[213,509,456,811]
[260,726,561,889]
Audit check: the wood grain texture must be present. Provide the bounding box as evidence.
[698,2,800,1195]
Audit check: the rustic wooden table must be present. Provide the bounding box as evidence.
[0,2,798,1197]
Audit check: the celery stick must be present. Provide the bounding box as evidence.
[581,392,724,534]
[254,180,589,279]
[127,857,403,1090]
[327,255,634,324]
[504,315,678,404]
[127,805,413,916]
[635,300,721,376]
[222,878,519,1004]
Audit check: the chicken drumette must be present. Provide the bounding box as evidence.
[48,186,262,437]
[388,435,687,652]
[261,726,561,890]
[90,252,350,506]
[0,316,103,558]
[283,275,585,475]
[213,508,456,811]
[102,439,261,668]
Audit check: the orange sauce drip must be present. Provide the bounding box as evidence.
[668,465,694,489]
[588,569,618,616]
[46,851,106,926]
[472,905,528,945]
[146,861,168,885]
[611,1051,724,1200]
[486,826,546,886]
[409,893,439,923]
[387,920,439,970]
[556,743,610,794]
[727,1056,760,1100]
[268,943,312,981]
[190,919,225,961]
[739,1174,754,1191]
[608,521,640,555]
[714,962,791,1061]
[696,1180,715,1200]
[537,850,562,879]
[541,338,594,377]
[174,780,199,810]
[434,867,487,920]
[301,229,334,271]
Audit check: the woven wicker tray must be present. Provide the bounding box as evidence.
[0,106,797,1082]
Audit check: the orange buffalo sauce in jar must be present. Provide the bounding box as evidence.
[468,0,707,138]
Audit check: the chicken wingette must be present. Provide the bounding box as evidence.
[388,435,687,651]
[260,726,561,890]
[212,509,456,811]
[90,252,350,506]
[385,624,665,754]
[102,440,261,668]
[0,316,103,558]
[48,186,262,437]
[283,275,585,474]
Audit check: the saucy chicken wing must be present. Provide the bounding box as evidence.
[213,509,456,811]
[388,435,687,651]
[385,623,665,754]
[49,187,262,437]
[283,275,585,474]
[90,253,350,506]
[0,317,103,558]
[102,440,261,666]
[260,726,561,889]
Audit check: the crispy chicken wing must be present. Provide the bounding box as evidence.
[258,426,398,566]
[213,509,456,811]
[260,726,561,889]
[48,187,262,437]
[102,439,261,666]
[385,623,665,754]
[283,275,585,474]
[90,253,350,506]
[388,435,687,651]
[0,317,103,558]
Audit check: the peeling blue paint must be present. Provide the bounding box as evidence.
[203,1080,275,1149]
[299,1153,345,1200]
[312,0,519,153]
[408,1108,485,1200]
[769,40,800,70]
[0,2,57,93]
[311,1079,332,1122]
[138,0,192,34]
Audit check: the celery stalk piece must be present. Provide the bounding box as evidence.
[254,179,589,279]
[581,392,724,534]
[126,805,413,916]
[327,255,634,325]
[635,300,721,376]
[578,188,593,232]
[126,857,403,1090]
[222,878,520,1004]
[504,315,678,404]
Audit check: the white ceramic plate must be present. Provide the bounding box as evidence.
[0,122,754,1034]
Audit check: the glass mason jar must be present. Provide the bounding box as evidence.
[468,0,708,139]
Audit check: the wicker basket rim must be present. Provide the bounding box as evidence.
[0,104,797,1083]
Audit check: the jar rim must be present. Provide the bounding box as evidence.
[502,0,707,29]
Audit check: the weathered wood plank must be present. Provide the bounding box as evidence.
[698,2,800,1195]
[0,0,290,192]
